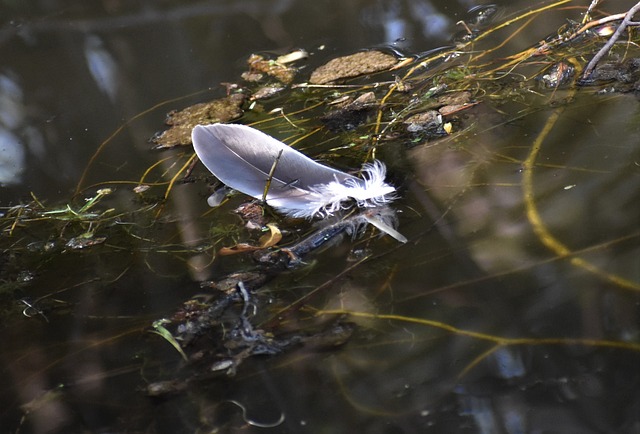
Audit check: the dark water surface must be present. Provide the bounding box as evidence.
[1,1,639,433]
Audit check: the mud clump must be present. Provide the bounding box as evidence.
[151,93,246,149]
[309,50,398,84]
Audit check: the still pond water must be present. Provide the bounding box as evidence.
[1,1,639,433]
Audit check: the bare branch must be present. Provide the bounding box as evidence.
[580,1,640,82]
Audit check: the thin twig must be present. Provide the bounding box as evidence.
[580,1,640,82]
[262,149,283,202]
[582,0,601,25]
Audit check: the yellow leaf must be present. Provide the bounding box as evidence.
[259,223,282,248]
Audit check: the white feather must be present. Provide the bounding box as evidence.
[191,123,397,218]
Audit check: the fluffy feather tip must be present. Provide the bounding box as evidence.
[277,160,396,218]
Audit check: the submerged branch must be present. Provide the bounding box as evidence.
[580,1,640,82]
[315,309,640,352]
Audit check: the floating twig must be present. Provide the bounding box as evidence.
[580,1,640,82]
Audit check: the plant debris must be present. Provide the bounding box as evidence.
[538,60,576,88]
[321,91,379,131]
[218,223,283,255]
[243,53,297,84]
[403,110,444,134]
[436,90,475,115]
[148,277,355,384]
[144,207,402,387]
[581,58,640,92]
[65,234,107,250]
[309,50,399,84]
[250,85,286,101]
[151,93,247,149]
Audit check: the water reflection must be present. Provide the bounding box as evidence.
[0,73,26,185]
[1,1,639,433]
[83,35,120,103]
[361,0,452,42]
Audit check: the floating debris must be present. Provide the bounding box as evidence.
[255,207,406,269]
[467,4,500,27]
[538,61,576,88]
[151,93,246,149]
[147,272,357,382]
[309,50,399,84]
[145,380,188,397]
[218,223,282,256]
[276,49,309,64]
[436,91,473,115]
[393,75,413,92]
[579,58,640,92]
[133,184,151,194]
[321,91,378,131]
[244,53,297,84]
[401,91,474,137]
[404,110,445,134]
[65,234,107,250]
[202,271,268,293]
[235,202,267,229]
[250,85,286,101]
